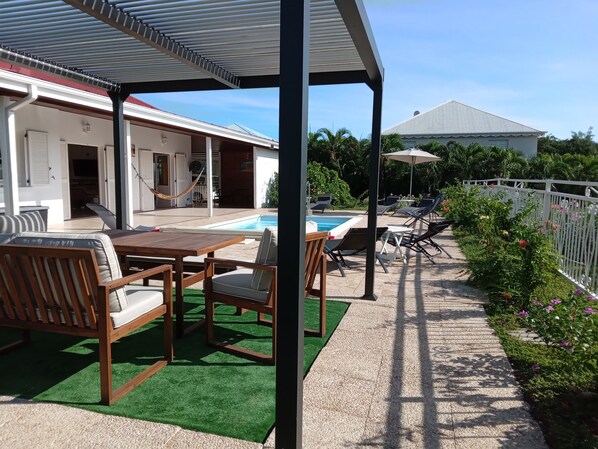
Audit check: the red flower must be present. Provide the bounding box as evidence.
[518,240,528,247]
[502,292,512,300]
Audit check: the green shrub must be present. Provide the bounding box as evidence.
[307,162,356,208]
[523,289,598,374]
[265,163,358,208]
[264,172,279,207]
[443,184,558,310]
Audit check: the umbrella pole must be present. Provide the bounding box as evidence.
[409,163,414,197]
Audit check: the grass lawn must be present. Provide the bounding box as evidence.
[0,289,349,443]
[459,236,598,449]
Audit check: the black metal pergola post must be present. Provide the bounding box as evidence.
[108,90,130,230]
[275,0,310,447]
[363,82,383,300]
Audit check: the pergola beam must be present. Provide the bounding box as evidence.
[63,0,241,89]
[122,71,371,94]
[335,0,384,84]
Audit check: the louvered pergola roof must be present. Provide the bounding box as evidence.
[0,0,382,92]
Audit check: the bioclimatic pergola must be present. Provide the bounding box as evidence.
[0,1,384,447]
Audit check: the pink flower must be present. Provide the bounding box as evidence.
[545,306,555,312]
[531,364,540,371]
[550,299,561,304]
[574,289,584,295]
[518,310,529,317]
[532,301,543,306]
[518,240,528,248]
[560,341,572,347]
[584,308,595,314]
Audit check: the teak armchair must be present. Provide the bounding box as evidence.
[203,230,328,364]
[0,233,173,405]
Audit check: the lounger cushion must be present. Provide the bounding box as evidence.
[11,232,128,312]
[0,210,46,233]
[213,268,269,302]
[251,227,278,290]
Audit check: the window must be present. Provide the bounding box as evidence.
[26,130,50,185]
[155,154,169,186]
[489,139,509,149]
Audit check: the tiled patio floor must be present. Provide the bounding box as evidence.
[0,208,547,448]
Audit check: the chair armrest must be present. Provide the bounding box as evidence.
[101,264,173,290]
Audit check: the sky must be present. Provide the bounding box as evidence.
[138,0,598,142]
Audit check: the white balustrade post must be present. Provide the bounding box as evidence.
[542,179,552,225]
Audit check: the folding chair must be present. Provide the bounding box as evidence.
[86,203,156,231]
[392,193,445,226]
[395,219,454,263]
[324,227,389,276]
[376,195,400,215]
[310,194,333,213]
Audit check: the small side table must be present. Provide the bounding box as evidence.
[380,225,413,264]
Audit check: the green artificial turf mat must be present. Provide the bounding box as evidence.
[0,289,349,443]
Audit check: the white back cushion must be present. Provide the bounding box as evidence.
[0,210,46,233]
[251,227,278,290]
[11,232,128,312]
[250,222,318,291]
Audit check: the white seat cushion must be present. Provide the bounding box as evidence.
[213,268,269,302]
[111,285,164,328]
[11,232,128,312]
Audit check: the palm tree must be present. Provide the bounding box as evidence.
[315,127,356,179]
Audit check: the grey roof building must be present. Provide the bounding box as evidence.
[383,100,545,157]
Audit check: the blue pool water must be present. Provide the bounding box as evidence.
[211,215,352,232]
[200,214,362,238]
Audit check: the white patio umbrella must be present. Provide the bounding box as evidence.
[383,148,441,197]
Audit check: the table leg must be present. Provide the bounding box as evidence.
[380,232,390,254]
[174,256,185,338]
[179,251,215,338]
[394,233,408,263]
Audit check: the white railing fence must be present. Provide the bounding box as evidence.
[463,178,598,296]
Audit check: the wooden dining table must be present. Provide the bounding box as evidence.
[105,230,245,338]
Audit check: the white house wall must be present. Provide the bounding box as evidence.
[405,136,538,158]
[1,101,193,225]
[1,103,65,225]
[254,147,278,208]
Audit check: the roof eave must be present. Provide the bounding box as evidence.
[396,132,546,138]
[0,68,279,149]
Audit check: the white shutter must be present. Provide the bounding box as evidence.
[25,130,49,185]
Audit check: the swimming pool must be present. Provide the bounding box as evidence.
[200,214,362,238]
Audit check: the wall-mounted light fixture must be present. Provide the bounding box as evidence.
[161,134,168,145]
[82,121,91,134]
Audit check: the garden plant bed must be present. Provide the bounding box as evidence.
[459,236,598,449]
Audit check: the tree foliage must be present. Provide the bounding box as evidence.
[538,128,598,156]
[269,127,598,209]
[264,161,356,208]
